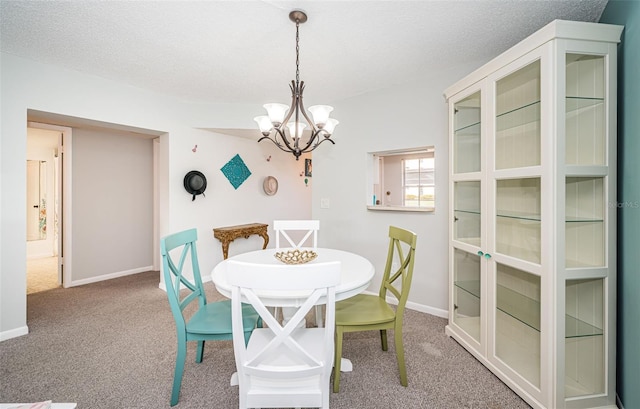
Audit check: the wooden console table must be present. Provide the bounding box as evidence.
[213,223,269,259]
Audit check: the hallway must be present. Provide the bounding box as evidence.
[27,257,59,294]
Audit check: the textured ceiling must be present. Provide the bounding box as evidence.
[1,0,608,105]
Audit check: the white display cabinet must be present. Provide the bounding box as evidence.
[445,20,622,409]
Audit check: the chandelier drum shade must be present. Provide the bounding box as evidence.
[254,10,338,160]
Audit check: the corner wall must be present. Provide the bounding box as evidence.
[0,52,311,340]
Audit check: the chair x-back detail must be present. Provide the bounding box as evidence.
[228,260,341,409]
[273,220,324,327]
[160,228,259,406]
[274,219,319,249]
[333,225,418,393]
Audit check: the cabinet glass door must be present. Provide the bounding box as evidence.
[564,52,607,401]
[453,249,481,342]
[566,177,605,268]
[454,181,481,246]
[566,54,605,165]
[453,92,481,174]
[565,278,605,397]
[495,60,541,170]
[495,264,541,388]
[495,178,541,264]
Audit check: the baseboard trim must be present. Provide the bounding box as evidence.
[0,325,29,342]
[358,290,449,319]
[68,266,154,287]
[406,300,448,318]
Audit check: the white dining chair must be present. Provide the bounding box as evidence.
[274,219,319,249]
[273,219,324,327]
[228,259,340,409]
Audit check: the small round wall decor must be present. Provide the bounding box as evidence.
[263,176,278,196]
[184,170,207,201]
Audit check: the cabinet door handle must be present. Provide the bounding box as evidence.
[484,253,492,259]
[477,251,484,256]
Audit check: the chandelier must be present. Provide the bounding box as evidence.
[254,10,338,160]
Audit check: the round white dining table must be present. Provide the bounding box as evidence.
[211,247,375,375]
[211,247,375,307]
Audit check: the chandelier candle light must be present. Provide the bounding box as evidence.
[254,10,338,160]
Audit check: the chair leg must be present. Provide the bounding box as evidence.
[394,327,407,386]
[333,326,344,393]
[322,384,330,409]
[171,340,187,406]
[195,340,205,363]
[238,384,247,409]
[380,329,388,351]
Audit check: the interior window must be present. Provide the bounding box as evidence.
[368,146,435,212]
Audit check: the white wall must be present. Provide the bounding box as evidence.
[1,49,483,340]
[71,127,154,283]
[0,53,311,340]
[312,66,475,316]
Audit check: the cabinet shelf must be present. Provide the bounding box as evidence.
[455,280,480,298]
[455,121,481,134]
[497,285,541,332]
[566,217,604,223]
[566,96,604,113]
[496,211,541,222]
[496,100,541,132]
[496,284,604,338]
[454,209,481,216]
[566,315,603,338]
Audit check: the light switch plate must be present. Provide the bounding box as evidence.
[320,198,330,209]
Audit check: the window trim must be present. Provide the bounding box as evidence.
[401,156,435,208]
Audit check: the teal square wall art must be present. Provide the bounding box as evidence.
[221,154,251,190]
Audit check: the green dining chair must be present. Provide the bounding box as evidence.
[333,225,418,393]
[161,228,260,406]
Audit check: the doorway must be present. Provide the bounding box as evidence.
[25,111,163,298]
[26,125,64,293]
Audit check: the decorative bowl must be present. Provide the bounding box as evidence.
[274,249,317,264]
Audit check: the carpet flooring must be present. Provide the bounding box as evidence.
[26,257,59,294]
[0,270,530,408]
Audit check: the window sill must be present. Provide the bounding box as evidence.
[367,205,434,213]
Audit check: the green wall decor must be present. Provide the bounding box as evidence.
[221,154,251,190]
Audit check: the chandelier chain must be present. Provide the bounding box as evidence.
[295,20,300,86]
